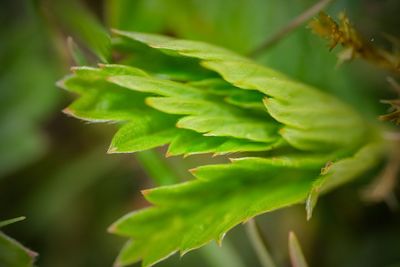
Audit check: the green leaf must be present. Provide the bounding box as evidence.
[50,0,111,62]
[108,75,201,97]
[0,233,37,267]
[0,218,37,267]
[61,65,280,155]
[112,37,216,81]
[167,130,283,157]
[110,142,383,267]
[63,77,154,122]
[110,160,319,267]
[0,6,60,178]
[176,115,278,142]
[225,90,266,111]
[109,120,178,153]
[306,141,386,219]
[67,37,88,66]
[113,30,369,152]
[61,31,386,266]
[107,75,280,143]
[61,67,183,154]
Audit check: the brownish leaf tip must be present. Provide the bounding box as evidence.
[70,66,79,73]
[55,79,66,89]
[320,161,333,175]
[113,259,123,267]
[106,224,116,233]
[62,107,73,115]
[188,168,197,175]
[141,189,151,196]
[26,248,38,258]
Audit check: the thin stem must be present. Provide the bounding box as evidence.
[135,150,180,186]
[245,219,277,267]
[288,232,309,267]
[249,0,335,57]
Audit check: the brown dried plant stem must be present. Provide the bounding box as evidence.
[249,0,335,57]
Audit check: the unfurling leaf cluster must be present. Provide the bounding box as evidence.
[61,30,386,266]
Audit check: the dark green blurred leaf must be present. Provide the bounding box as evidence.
[0,3,60,178]
[0,218,37,267]
[49,0,111,62]
[0,217,26,228]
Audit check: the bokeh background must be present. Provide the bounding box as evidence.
[1,0,399,266]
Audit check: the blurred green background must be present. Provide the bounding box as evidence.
[0,0,399,266]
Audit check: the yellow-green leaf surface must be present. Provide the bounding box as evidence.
[112,30,368,151]
[61,31,386,266]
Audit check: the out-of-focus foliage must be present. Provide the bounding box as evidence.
[44,0,111,63]
[0,2,60,178]
[0,217,37,267]
[62,31,386,266]
[0,1,130,267]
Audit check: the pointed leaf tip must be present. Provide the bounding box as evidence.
[56,79,66,89]
[62,107,73,116]
[70,66,79,73]
[305,190,319,221]
[113,259,123,267]
[216,233,226,246]
[110,28,121,35]
[107,222,118,234]
[107,145,118,154]
[141,189,151,196]
[0,216,26,228]
[188,168,197,175]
